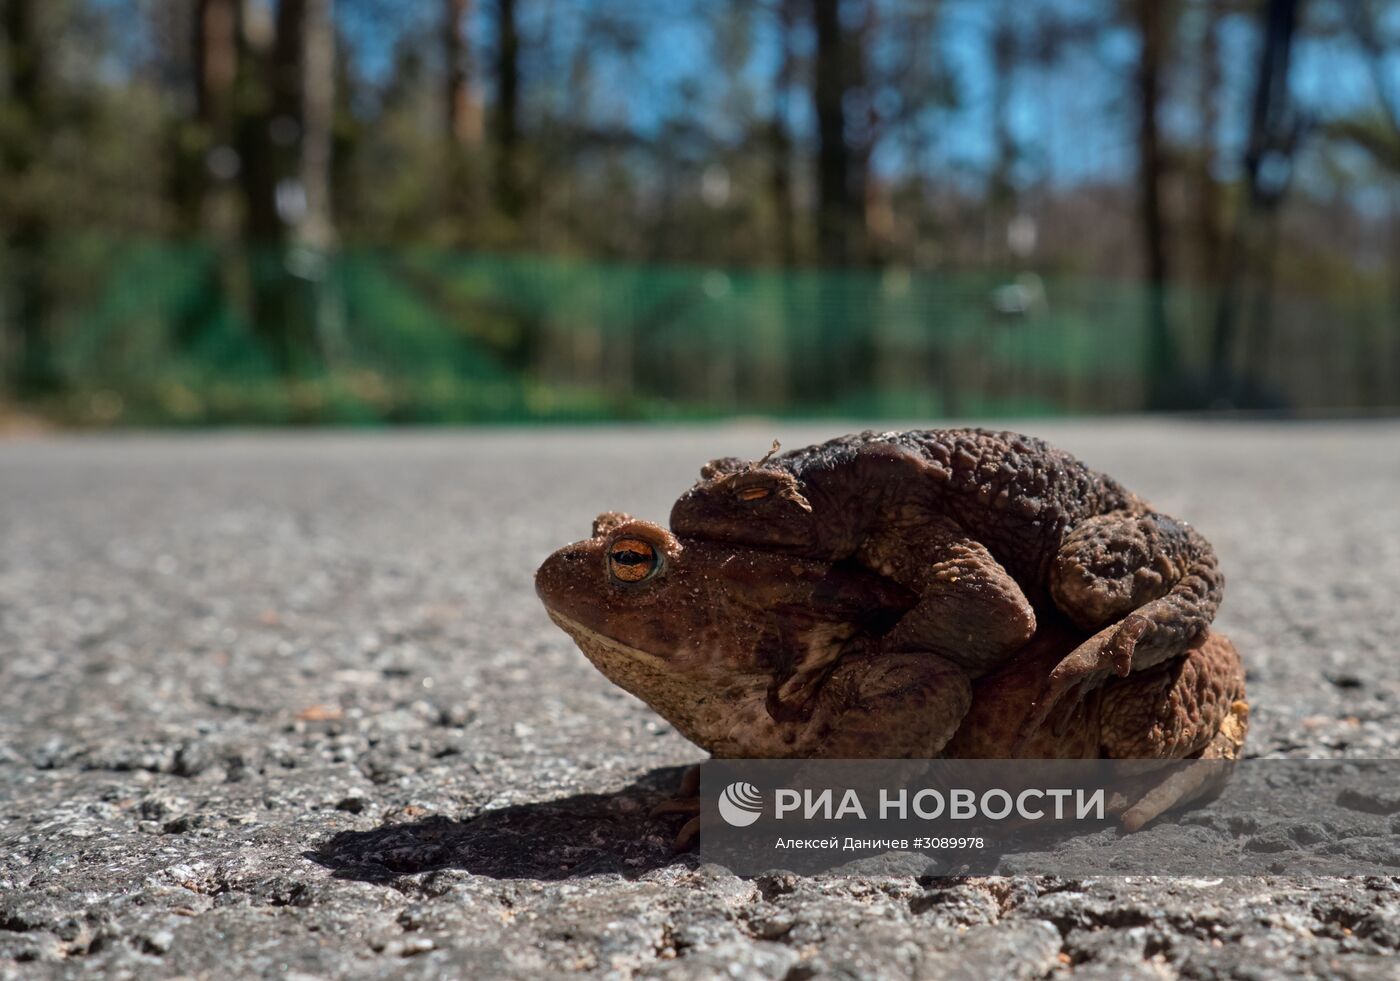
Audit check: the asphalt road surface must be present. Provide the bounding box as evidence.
[3,421,1400,979]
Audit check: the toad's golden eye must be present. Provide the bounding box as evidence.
[608,538,660,583]
[737,485,771,502]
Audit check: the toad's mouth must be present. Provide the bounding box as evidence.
[543,607,671,669]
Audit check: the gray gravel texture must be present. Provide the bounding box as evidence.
[2,421,1400,980]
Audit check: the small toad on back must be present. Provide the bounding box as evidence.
[671,429,1224,729]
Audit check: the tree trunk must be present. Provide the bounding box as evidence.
[848,1,876,264]
[763,0,797,411]
[1194,0,1223,283]
[770,0,796,266]
[808,0,873,403]
[195,0,240,130]
[445,0,481,146]
[989,20,1017,264]
[297,0,335,252]
[493,0,522,221]
[1,0,55,393]
[811,0,860,268]
[1133,0,1176,408]
[241,0,338,375]
[443,0,482,234]
[240,0,302,247]
[181,0,244,234]
[1210,0,1301,405]
[1345,1,1400,409]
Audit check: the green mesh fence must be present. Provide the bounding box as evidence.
[7,240,1397,424]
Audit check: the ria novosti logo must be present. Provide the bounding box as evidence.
[718,781,764,827]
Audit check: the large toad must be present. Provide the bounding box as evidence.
[536,512,970,759]
[671,429,1223,729]
[535,514,1248,833]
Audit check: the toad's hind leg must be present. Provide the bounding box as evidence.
[1097,632,1249,830]
[861,517,1036,677]
[1030,510,1223,731]
[1118,701,1249,831]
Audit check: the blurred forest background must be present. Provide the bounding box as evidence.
[1,0,1398,424]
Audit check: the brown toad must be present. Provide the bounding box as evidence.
[535,514,1248,835]
[670,429,1223,733]
[535,513,971,759]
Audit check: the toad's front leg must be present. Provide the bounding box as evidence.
[649,764,702,849]
[1027,510,1223,736]
[799,649,972,758]
[859,516,1036,677]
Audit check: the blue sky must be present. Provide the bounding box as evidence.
[334,0,1396,193]
[82,0,1388,199]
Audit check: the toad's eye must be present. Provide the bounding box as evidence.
[608,538,660,583]
[736,485,771,502]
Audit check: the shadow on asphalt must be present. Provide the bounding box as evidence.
[307,765,697,883]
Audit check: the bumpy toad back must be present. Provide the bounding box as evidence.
[671,429,1224,732]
